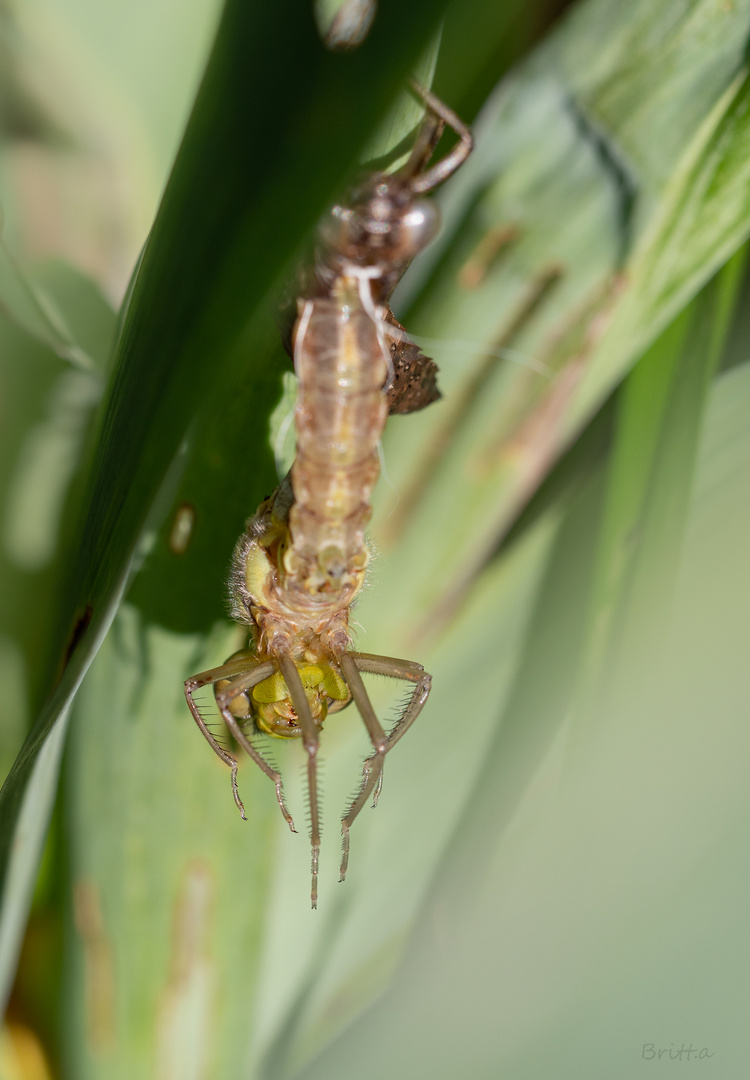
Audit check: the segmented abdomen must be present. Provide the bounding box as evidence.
[290,282,388,586]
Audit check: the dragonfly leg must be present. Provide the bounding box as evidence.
[351,653,432,749]
[279,655,322,909]
[213,660,298,833]
[186,656,296,831]
[185,656,264,819]
[337,652,432,881]
[407,82,474,194]
[399,103,445,182]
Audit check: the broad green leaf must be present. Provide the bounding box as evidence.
[64,615,278,1080]
[262,230,747,1078]
[372,0,750,644]
[573,246,745,720]
[0,0,468,1043]
[287,294,750,1080]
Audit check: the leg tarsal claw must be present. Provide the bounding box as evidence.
[339,825,351,882]
[230,766,247,819]
[372,765,384,808]
[311,844,320,909]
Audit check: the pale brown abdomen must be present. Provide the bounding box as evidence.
[289,285,388,591]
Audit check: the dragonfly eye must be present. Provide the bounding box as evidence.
[389,199,440,259]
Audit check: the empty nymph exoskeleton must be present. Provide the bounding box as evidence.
[185,85,472,906]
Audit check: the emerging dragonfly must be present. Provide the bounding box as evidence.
[185,84,472,906]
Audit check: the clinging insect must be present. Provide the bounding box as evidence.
[184,84,473,907]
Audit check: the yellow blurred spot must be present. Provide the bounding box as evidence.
[0,1022,53,1080]
[168,503,195,555]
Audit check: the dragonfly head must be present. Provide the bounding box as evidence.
[319,174,440,269]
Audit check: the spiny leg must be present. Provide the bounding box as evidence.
[337,653,390,881]
[212,661,298,833]
[279,655,321,909]
[351,653,432,750]
[184,655,274,819]
[338,652,432,882]
[400,102,445,183]
[407,81,474,194]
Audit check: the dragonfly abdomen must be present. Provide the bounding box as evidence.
[289,285,388,593]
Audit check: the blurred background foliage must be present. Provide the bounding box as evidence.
[1,0,749,1076]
